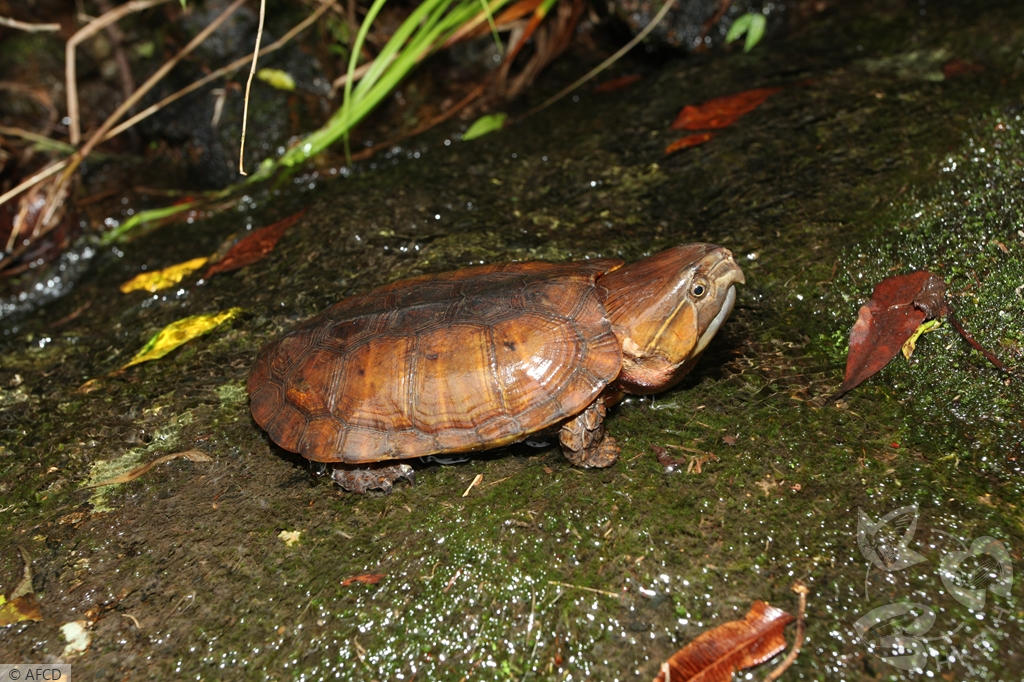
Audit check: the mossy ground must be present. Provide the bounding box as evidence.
[1,2,1022,679]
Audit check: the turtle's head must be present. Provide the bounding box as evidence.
[599,244,744,394]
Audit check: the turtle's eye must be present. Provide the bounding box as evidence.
[691,280,708,298]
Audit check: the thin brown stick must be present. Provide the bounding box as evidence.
[0,126,74,152]
[97,0,139,102]
[763,581,809,681]
[85,449,212,489]
[947,310,1013,376]
[331,58,388,93]
[547,580,621,598]
[461,473,484,497]
[239,0,268,176]
[109,0,336,141]
[0,0,332,224]
[65,0,172,145]
[0,16,61,32]
[346,83,485,162]
[520,0,678,119]
[1,162,66,250]
[42,0,247,232]
[442,0,510,48]
[76,0,246,163]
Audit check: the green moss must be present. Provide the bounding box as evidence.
[84,449,148,512]
[2,1,1024,679]
[215,381,248,407]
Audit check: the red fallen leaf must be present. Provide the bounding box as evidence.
[653,600,793,682]
[594,74,642,93]
[835,271,948,398]
[341,573,385,586]
[204,209,305,279]
[665,132,716,155]
[942,59,984,79]
[671,87,782,130]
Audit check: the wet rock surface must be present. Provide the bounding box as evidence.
[2,2,1022,679]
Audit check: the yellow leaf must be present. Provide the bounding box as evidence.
[123,308,241,369]
[257,67,296,91]
[0,548,42,626]
[0,594,43,626]
[120,257,209,293]
[902,318,941,359]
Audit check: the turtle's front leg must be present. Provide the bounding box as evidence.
[558,400,620,468]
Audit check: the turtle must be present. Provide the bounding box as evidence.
[248,243,744,493]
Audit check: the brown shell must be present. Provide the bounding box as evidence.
[247,259,625,463]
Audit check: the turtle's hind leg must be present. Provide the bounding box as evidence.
[558,400,620,469]
[331,462,415,493]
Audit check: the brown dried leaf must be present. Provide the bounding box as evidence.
[665,132,716,155]
[654,600,793,682]
[204,210,305,279]
[0,594,43,625]
[341,573,385,586]
[942,58,984,79]
[654,445,687,470]
[670,87,782,131]
[594,74,642,93]
[836,271,948,397]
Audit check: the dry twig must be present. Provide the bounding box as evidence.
[522,0,678,118]
[38,0,248,237]
[85,449,213,488]
[239,0,267,175]
[763,581,809,681]
[461,473,484,497]
[65,0,172,145]
[547,580,621,598]
[0,0,334,225]
[0,15,61,32]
